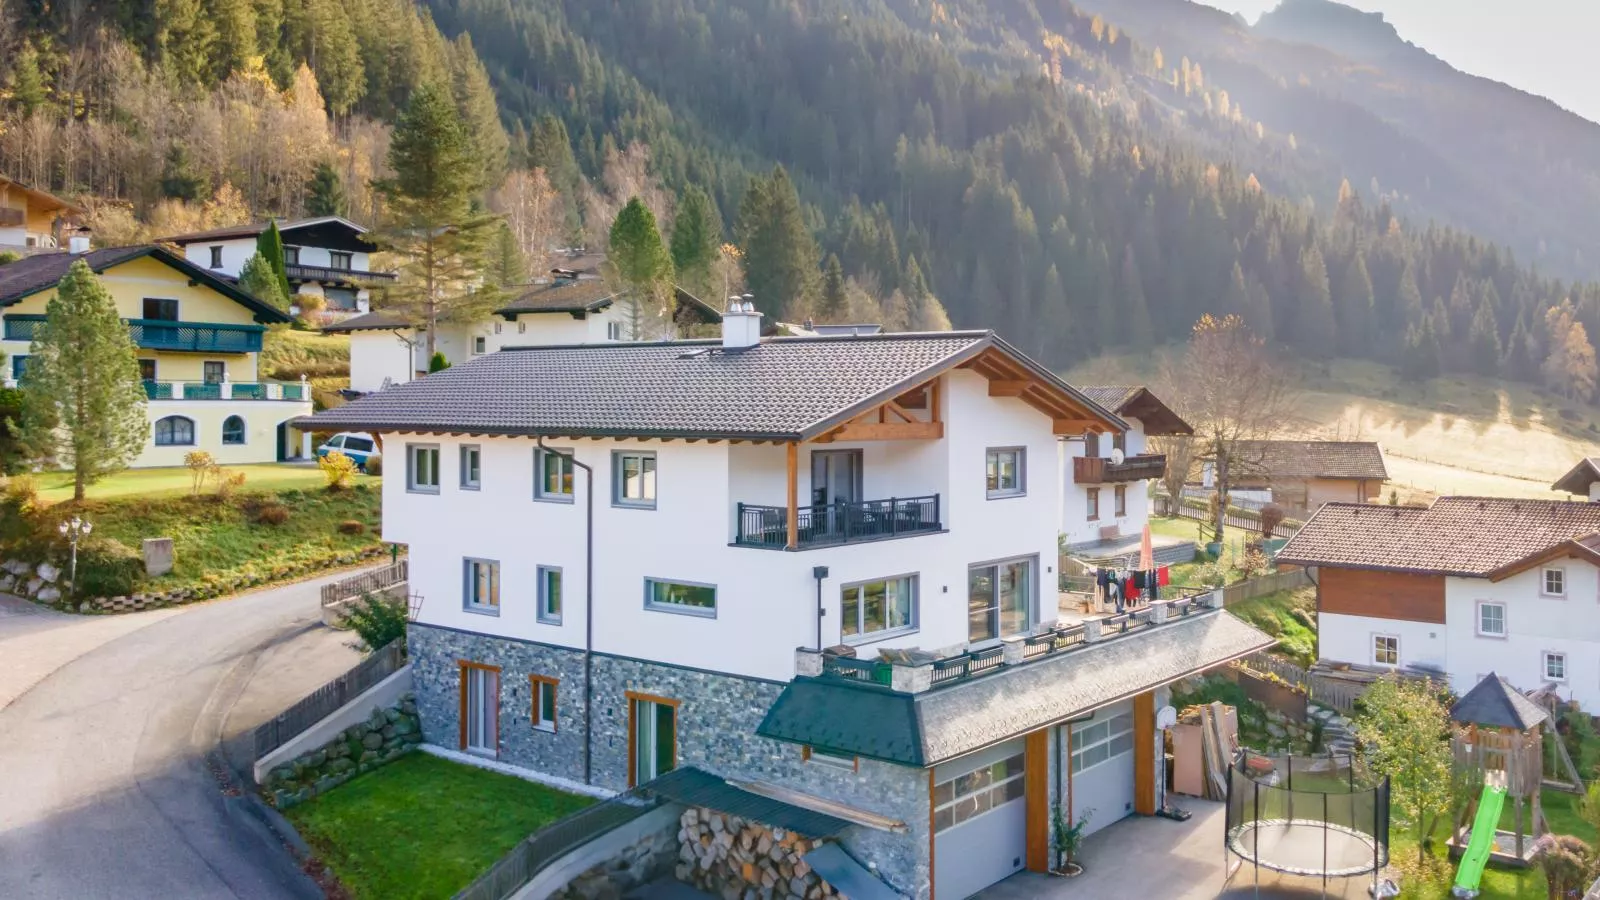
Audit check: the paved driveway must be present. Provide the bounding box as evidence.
[977,800,1379,900]
[0,573,367,899]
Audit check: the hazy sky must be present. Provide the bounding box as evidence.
[1212,0,1600,124]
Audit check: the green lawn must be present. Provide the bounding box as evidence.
[288,753,595,900]
[1227,587,1318,666]
[34,463,342,503]
[1148,515,1206,543]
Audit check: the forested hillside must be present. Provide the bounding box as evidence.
[3,0,1600,402]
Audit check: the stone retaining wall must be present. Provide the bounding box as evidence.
[262,692,423,809]
[545,809,680,900]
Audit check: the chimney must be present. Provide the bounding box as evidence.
[722,295,762,349]
[1589,482,1600,503]
[68,227,91,255]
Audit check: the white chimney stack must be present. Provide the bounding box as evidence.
[1588,481,1600,502]
[722,294,762,349]
[67,227,91,254]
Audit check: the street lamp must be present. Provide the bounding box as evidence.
[58,516,92,595]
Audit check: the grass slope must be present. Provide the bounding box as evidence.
[288,753,594,900]
[33,464,333,503]
[260,328,350,378]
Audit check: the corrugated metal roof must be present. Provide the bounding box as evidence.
[643,766,852,838]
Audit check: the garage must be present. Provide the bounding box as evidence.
[1069,702,1136,836]
[932,738,1027,899]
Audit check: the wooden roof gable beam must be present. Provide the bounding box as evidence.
[959,348,1115,435]
[814,377,943,443]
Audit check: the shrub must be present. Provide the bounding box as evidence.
[184,451,218,494]
[1258,503,1285,539]
[342,592,408,653]
[75,537,144,597]
[362,453,383,476]
[337,519,365,535]
[319,450,357,490]
[217,469,247,499]
[428,351,450,372]
[255,503,291,526]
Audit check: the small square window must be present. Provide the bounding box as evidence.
[1544,651,1567,682]
[1374,634,1399,666]
[460,445,481,490]
[535,448,576,502]
[463,558,500,615]
[614,451,657,508]
[985,448,1025,499]
[1543,568,1566,597]
[330,251,352,270]
[531,675,558,732]
[1086,488,1100,521]
[607,321,623,341]
[494,322,502,334]
[538,566,562,625]
[473,336,487,355]
[407,444,440,493]
[1477,602,1506,637]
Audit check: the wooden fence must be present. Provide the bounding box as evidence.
[321,559,408,608]
[1221,567,1314,606]
[252,640,407,761]
[1232,651,1368,714]
[1159,494,1304,537]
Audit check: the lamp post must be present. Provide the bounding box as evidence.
[58,516,91,595]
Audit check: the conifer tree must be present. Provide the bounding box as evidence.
[608,197,674,339]
[18,262,149,502]
[1502,313,1540,382]
[372,82,502,357]
[10,43,47,116]
[528,115,583,233]
[488,223,527,289]
[1222,260,1250,320]
[240,253,291,311]
[737,166,820,320]
[1468,298,1502,376]
[305,161,346,217]
[1294,245,1336,355]
[670,186,723,299]
[256,221,292,299]
[160,143,210,202]
[818,254,848,322]
[903,255,951,331]
[1336,254,1374,355]
[447,34,509,191]
[1118,245,1153,347]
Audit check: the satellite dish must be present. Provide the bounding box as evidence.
[1156,705,1178,730]
[1110,448,1126,465]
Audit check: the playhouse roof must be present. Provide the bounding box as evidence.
[1449,673,1549,732]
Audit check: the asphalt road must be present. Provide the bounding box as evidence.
[0,574,365,899]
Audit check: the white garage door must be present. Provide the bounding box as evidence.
[932,739,1027,900]
[1070,703,1136,836]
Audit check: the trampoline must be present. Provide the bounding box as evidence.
[1225,752,1391,896]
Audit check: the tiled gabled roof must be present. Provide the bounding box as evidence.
[0,245,291,322]
[494,278,620,316]
[1235,440,1388,480]
[297,330,1126,441]
[1278,496,1600,576]
[1075,385,1193,436]
[1553,457,1600,496]
[156,215,368,244]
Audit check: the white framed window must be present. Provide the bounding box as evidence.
[534,448,575,502]
[968,556,1035,643]
[1544,651,1568,682]
[841,575,917,643]
[628,693,678,787]
[463,557,500,615]
[985,447,1025,499]
[518,321,526,333]
[1543,568,1566,598]
[932,751,1026,833]
[460,444,481,490]
[614,450,657,508]
[607,321,623,341]
[284,246,299,266]
[473,335,487,355]
[1070,710,1135,774]
[1114,485,1127,517]
[538,566,562,625]
[407,444,440,493]
[644,578,715,618]
[1476,601,1506,637]
[1086,488,1100,521]
[531,675,558,733]
[494,322,503,334]
[1373,634,1399,666]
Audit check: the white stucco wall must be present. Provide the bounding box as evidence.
[1059,418,1150,546]
[383,369,1066,682]
[348,330,415,393]
[414,310,621,372]
[183,237,371,278]
[1317,611,1446,672]
[1443,563,1600,708]
[138,397,312,467]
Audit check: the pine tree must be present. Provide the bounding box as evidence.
[239,253,291,311]
[670,186,723,299]
[1502,313,1540,382]
[528,115,582,235]
[1467,298,1502,376]
[305,162,346,217]
[737,166,820,320]
[1336,254,1375,355]
[212,0,258,83]
[155,0,221,86]
[372,82,502,357]
[1294,245,1336,356]
[9,43,47,117]
[160,143,210,202]
[256,221,292,300]
[608,197,674,339]
[488,223,527,289]
[819,254,848,322]
[301,0,364,115]
[18,262,149,502]
[1118,245,1153,347]
[447,34,509,192]
[1222,260,1250,320]
[905,255,952,332]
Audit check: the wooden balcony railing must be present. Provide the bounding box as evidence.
[286,263,396,285]
[1074,453,1167,484]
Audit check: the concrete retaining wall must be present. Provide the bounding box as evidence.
[512,803,685,900]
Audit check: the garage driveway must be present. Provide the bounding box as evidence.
[975,800,1379,900]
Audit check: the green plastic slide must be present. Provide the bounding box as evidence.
[1452,781,1507,898]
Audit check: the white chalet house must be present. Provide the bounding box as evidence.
[1059,386,1192,562]
[159,216,395,320]
[299,312,1271,900]
[1279,461,1600,711]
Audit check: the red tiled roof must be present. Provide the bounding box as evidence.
[1236,440,1388,481]
[1279,496,1600,576]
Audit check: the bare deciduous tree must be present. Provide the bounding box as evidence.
[493,167,566,273]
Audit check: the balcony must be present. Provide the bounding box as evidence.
[4,315,265,353]
[285,263,396,286]
[1074,453,1167,484]
[734,495,942,550]
[142,380,308,402]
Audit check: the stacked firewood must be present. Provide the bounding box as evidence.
[675,807,839,900]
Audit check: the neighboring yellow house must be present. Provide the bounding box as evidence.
[0,245,314,468]
[0,174,80,253]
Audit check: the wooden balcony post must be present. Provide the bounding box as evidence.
[786,442,799,550]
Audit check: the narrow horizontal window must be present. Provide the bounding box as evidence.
[644,578,715,617]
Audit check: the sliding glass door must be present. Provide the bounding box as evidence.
[967,557,1035,643]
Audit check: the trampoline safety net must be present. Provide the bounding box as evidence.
[1225,752,1391,882]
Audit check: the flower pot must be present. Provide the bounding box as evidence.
[1049,863,1084,877]
[1204,541,1223,558]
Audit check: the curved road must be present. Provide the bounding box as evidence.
[0,575,362,899]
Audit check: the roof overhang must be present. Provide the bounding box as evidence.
[1486,535,1600,582]
[0,176,82,215]
[0,245,291,323]
[1115,387,1193,436]
[1553,458,1600,497]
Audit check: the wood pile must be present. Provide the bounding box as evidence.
[675,807,839,900]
